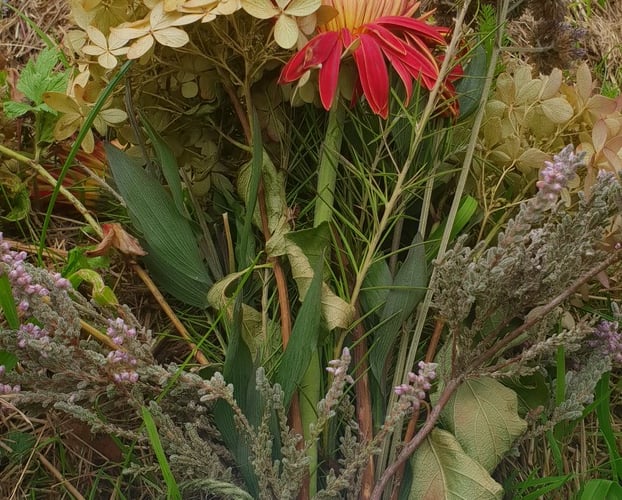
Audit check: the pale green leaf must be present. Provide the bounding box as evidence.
[242,0,279,19]
[540,97,574,124]
[408,428,503,500]
[517,148,549,170]
[441,377,527,472]
[274,14,299,49]
[267,224,354,330]
[284,0,320,16]
[370,233,427,386]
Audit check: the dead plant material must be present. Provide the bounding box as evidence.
[0,0,70,68]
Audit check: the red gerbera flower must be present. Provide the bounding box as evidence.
[278,0,461,118]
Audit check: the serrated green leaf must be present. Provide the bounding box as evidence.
[407,428,503,500]
[2,188,31,222]
[0,431,36,463]
[105,143,212,307]
[3,101,35,118]
[0,351,18,371]
[441,377,527,472]
[17,48,69,105]
[370,233,427,387]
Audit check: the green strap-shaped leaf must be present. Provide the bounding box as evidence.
[456,43,489,120]
[138,111,188,218]
[142,405,181,500]
[0,274,19,329]
[426,195,478,262]
[275,255,324,407]
[370,233,428,388]
[105,143,211,307]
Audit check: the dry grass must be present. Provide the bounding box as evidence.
[574,1,622,94]
[0,0,70,68]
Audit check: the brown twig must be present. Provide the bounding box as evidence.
[351,314,375,497]
[132,264,209,365]
[331,225,375,496]
[390,318,445,499]
[371,377,463,500]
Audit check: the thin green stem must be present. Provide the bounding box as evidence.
[0,143,102,236]
[37,59,133,261]
[298,97,346,497]
[314,99,346,227]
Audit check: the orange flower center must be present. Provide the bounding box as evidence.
[319,0,421,32]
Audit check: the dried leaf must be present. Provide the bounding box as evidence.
[518,148,549,170]
[575,62,593,103]
[274,13,299,49]
[87,223,147,257]
[540,97,574,124]
[242,0,279,19]
[540,68,562,100]
[587,95,618,118]
[592,119,608,152]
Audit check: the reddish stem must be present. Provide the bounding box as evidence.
[390,318,445,499]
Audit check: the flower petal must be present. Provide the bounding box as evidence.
[352,34,389,118]
[274,14,300,49]
[242,0,279,19]
[284,0,320,17]
[375,16,447,45]
[278,31,340,83]
[317,31,343,110]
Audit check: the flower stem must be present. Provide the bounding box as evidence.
[300,98,346,497]
[314,99,346,227]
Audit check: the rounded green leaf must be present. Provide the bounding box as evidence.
[408,429,503,500]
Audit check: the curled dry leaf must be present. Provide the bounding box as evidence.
[87,223,147,257]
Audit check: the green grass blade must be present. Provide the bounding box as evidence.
[141,405,181,500]
[516,474,573,500]
[370,233,427,388]
[238,108,263,268]
[38,59,134,261]
[0,274,19,329]
[595,373,622,480]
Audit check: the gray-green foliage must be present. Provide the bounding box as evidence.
[431,171,622,370]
